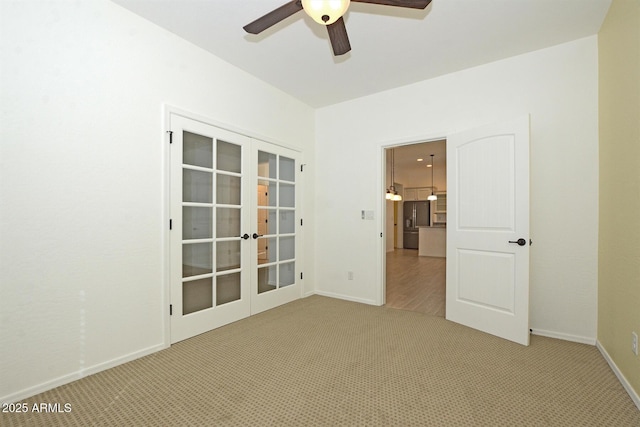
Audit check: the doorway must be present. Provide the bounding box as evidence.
[384,140,446,317]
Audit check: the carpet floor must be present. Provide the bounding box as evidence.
[2,295,639,426]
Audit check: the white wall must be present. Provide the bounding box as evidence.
[0,0,314,402]
[315,37,599,343]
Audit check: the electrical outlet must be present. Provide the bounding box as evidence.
[632,332,638,356]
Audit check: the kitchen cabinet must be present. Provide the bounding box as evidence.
[433,192,447,225]
[404,187,436,201]
[404,188,418,200]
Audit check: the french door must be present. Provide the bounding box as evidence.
[251,140,302,314]
[169,114,301,343]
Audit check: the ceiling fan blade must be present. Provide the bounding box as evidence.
[243,0,303,34]
[351,0,432,9]
[327,17,351,56]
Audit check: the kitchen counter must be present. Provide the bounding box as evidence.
[418,226,446,257]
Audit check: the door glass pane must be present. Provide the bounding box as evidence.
[279,262,295,288]
[279,210,295,234]
[216,207,240,238]
[280,236,295,261]
[217,240,240,272]
[183,169,212,203]
[257,207,269,238]
[183,206,212,240]
[183,278,213,315]
[217,272,241,305]
[279,156,295,182]
[217,174,241,205]
[258,237,277,265]
[183,242,212,277]
[217,140,241,173]
[257,209,277,235]
[258,180,277,207]
[279,183,295,208]
[258,151,277,179]
[257,265,277,294]
[183,131,213,169]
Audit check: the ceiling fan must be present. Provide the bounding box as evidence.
[243,0,432,56]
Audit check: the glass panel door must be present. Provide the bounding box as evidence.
[170,114,302,341]
[251,143,301,314]
[170,116,251,343]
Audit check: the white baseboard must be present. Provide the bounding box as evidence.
[312,290,377,306]
[1,343,167,404]
[596,340,640,411]
[530,328,596,345]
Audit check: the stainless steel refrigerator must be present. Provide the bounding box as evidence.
[403,201,430,249]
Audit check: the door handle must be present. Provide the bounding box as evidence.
[240,233,250,240]
[508,238,527,246]
[252,233,263,239]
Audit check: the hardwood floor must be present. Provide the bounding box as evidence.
[385,249,446,317]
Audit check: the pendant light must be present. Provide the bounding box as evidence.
[427,154,438,201]
[386,149,402,201]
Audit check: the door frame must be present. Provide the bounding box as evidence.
[379,135,446,307]
[162,105,305,347]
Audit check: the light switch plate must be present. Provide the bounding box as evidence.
[361,210,375,220]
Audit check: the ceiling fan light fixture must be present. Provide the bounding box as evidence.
[301,0,350,25]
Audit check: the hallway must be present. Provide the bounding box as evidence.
[385,249,446,317]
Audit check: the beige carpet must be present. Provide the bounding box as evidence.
[2,295,639,426]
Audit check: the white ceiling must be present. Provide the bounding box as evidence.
[389,140,446,185]
[392,140,446,170]
[111,0,611,108]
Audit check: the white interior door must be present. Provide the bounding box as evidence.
[250,140,302,314]
[446,116,530,345]
[169,114,302,343]
[170,115,252,343]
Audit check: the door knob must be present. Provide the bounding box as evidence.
[240,233,250,240]
[252,233,263,239]
[508,238,527,246]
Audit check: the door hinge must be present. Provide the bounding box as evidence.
[380,232,383,238]
[169,219,172,230]
[300,218,303,226]
[170,304,173,316]
[167,131,173,144]
[300,164,304,172]
[300,272,303,280]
